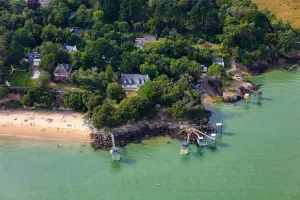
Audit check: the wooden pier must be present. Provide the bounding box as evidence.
[110,134,120,161]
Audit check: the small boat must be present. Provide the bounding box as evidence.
[154,184,161,186]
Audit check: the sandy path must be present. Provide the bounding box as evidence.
[0,110,91,142]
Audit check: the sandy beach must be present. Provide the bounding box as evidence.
[0,110,91,142]
[201,93,215,105]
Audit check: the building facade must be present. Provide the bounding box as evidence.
[28,52,41,67]
[53,64,73,82]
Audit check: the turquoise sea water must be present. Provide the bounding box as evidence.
[1,69,300,200]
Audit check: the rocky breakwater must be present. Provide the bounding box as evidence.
[90,118,212,150]
[223,81,258,102]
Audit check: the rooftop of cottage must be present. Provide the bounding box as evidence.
[120,74,150,85]
[212,57,224,63]
[134,35,157,47]
[64,44,77,52]
[53,64,73,74]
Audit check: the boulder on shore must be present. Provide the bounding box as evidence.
[223,91,239,102]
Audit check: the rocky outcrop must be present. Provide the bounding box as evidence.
[53,107,72,111]
[222,80,256,103]
[248,61,268,73]
[90,118,212,150]
[23,105,36,110]
[223,91,239,102]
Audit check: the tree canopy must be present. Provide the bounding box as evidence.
[0,0,298,128]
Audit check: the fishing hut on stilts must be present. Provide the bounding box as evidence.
[180,123,223,154]
[110,134,120,161]
[216,123,223,134]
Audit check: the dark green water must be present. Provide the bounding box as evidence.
[1,69,300,200]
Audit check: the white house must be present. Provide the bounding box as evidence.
[120,74,150,90]
[39,0,51,6]
[64,44,77,53]
[134,35,157,48]
[201,64,208,73]
[212,57,225,67]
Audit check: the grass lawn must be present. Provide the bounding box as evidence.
[10,70,35,87]
[194,42,222,50]
[49,82,86,93]
[125,90,138,99]
[252,0,300,27]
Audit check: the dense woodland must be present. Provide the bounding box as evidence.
[0,0,299,128]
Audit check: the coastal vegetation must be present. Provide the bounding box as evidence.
[0,0,299,129]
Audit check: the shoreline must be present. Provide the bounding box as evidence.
[0,110,91,142]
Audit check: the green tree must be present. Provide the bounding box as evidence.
[39,53,56,72]
[117,21,130,33]
[106,83,125,103]
[40,94,55,107]
[103,65,118,83]
[74,5,93,28]
[24,19,42,42]
[9,40,24,64]
[20,87,42,107]
[63,92,84,110]
[168,100,186,119]
[85,38,119,69]
[37,42,69,66]
[208,63,224,78]
[11,0,26,14]
[0,86,9,98]
[120,50,145,73]
[49,2,71,26]
[140,62,159,78]
[276,30,298,53]
[92,103,115,129]
[185,105,205,120]
[120,0,147,24]
[41,25,64,43]
[70,51,83,68]
[169,57,201,79]
[82,91,103,111]
[20,93,34,107]
[70,69,106,91]
[114,96,151,124]
[14,28,36,47]
[36,71,51,88]
[103,0,120,22]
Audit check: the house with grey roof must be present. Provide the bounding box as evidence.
[53,64,73,82]
[39,0,51,6]
[70,28,82,37]
[64,44,77,53]
[212,57,225,67]
[28,52,41,67]
[120,74,150,90]
[134,35,157,48]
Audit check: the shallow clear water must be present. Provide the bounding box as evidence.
[1,69,300,200]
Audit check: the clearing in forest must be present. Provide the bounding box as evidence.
[252,0,300,27]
